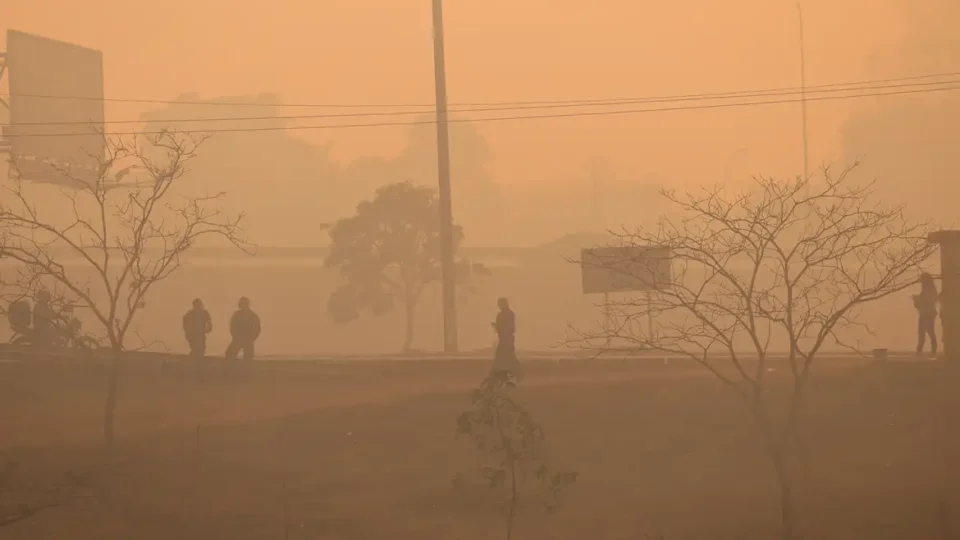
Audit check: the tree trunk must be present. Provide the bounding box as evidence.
[749,391,800,540]
[772,451,797,540]
[506,457,517,540]
[402,290,416,353]
[103,347,122,445]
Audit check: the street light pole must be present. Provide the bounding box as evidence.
[797,2,810,182]
[431,0,459,354]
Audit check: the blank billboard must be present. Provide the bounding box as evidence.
[6,30,104,185]
[581,246,673,294]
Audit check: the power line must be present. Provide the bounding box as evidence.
[10,77,960,127]
[2,69,959,110]
[4,83,958,139]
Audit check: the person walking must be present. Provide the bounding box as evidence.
[491,297,522,379]
[225,296,261,364]
[913,272,939,358]
[182,298,213,368]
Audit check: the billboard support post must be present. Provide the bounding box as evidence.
[603,292,610,328]
[645,290,654,338]
[0,52,8,111]
[0,52,8,157]
[602,291,612,348]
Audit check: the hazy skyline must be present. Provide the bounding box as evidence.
[4,0,955,245]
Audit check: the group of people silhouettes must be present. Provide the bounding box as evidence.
[7,289,61,347]
[173,277,937,369]
[179,295,518,372]
[182,297,261,363]
[10,277,940,367]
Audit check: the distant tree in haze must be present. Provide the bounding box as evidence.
[140,94,340,244]
[142,97,507,244]
[338,116,506,244]
[324,182,486,352]
[0,130,251,445]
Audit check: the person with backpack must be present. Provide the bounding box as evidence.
[225,296,261,364]
[182,298,213,362]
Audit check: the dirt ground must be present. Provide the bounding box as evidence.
[0,357,955,540]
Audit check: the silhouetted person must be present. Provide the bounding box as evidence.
[491,297,522,378]
[32,290,57,347]
[6,299,32,336]
[914,272,939,358]
[182,298,213,360]
[225,296,261,363]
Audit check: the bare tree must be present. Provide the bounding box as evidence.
[570,164,935,540]
[0,130,252,444]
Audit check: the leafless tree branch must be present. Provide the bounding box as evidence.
[564,162,936,539]
[0,129,254,442]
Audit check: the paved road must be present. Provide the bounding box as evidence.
[0,344,920,365]
[255,351,912,363]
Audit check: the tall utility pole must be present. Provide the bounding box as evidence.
[431,0,459,354]
[797,2,810,181]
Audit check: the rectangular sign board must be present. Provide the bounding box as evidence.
[581,245,672,294]
[7,156,98,186]
[5,30,105,185]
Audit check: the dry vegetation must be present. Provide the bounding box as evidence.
[0,129,950,539]
[0,357,953,540]
[571,164,935,539]
[0,130,251,444]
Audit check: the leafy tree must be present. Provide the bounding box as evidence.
[324,181,487,352]
[455,371,578,540]
[338,116,506,243]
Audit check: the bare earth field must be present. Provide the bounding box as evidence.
[0,357,954,540]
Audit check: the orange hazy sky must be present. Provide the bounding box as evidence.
[5,0,911,194]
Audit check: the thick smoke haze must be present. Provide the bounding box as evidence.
[841,0,960,224]
[2,3,960,540]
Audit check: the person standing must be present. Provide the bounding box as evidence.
[225,296,261,363]
[491,297,522,379]
[32,290,57,347]
[182,298,213,363]
[913,272,939,358]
